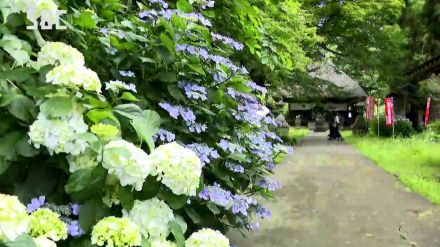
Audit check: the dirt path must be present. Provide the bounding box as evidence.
[228,132,440,247]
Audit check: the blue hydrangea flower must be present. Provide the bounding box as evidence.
[27,196,45,213]
[255,203,271,219]
[188,123,208,133]
[211,32,244,51]
[218,139,245,153]
[185,143,219,166]
[225,162,245,173]
[231,194,257,216]
[119,70,135,78]
[147,0,169,9]
[153,129,176,143]
[246,81,268,94]
[178,81,208,101]
[99,28,109,35]
[159,102,181,119]
[256,178,281,192]
[67,220,84,237]
[201,0,215,9]
[199,183,234,208]
[70,204,80,216]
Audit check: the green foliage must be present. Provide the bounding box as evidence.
[278,127,309,145]
[346,134,440,205]
[371,116,414,138]
[352,116,368,136]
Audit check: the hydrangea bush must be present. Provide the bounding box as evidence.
[0,0,291,245]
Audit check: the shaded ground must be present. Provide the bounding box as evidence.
[229,132,440,247]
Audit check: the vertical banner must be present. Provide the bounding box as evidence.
[425,97,432,126]
[384,97,394,126]
[365,96,375,120]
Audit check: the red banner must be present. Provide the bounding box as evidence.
[365,96,375,120]
[425,97,432,126]
[385,97,394,126]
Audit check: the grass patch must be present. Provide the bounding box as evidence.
[344,132,440,205]
[274,127,309,164]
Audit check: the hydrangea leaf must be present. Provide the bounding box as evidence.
[207,202,221,215]
[2,233,37,247]
[184,207,201,224]
[169,220,185,247]
[7,95,36,123]
[130,110,161,151]
[0,157,10,175]
[176,0,193,13]
[118,185,135,211]
[120,92,140,102]
[79,199,110,233]
[159,189,188,210]
[74,10,98,29]
[40,96,74,118]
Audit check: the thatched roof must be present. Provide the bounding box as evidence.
[281,63,366,102]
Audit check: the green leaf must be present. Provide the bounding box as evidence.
[207,202,221,215]
[186,63,206,76]
[119,185,135,211]
[159,33,175,54]
[140,57,156,63]
[120,92,139,102]
[155,46,174,63]
[0,157,10,175]
[113,104,143,119]
[176,0,193,12]
[155,71,177,83]
[40,96,74,118]
[184,207,201,224]
[228,152,248,162]
[79,199,110,233]
[2,233,37,247]
[7,95,36,123]
[65,169,95,194]
[174,215,188,234]
[169,221,185,247]
[159,189,188,210]
[74,10,98,29]
[133,176,161,200]
[16,135,39,157]
[167,84,186,102]
[0,131,22,160]
[86,109,121,127]
[130,110,161,151]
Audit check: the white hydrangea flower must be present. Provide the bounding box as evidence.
[102,140,152,191]
[34,42,85,69]
[150,239,176,247]
[105,80,137,94]
[0,194,30,242]
[46,64,101,93]
[29,110,88,155]
[33,236,57,247]
[125,198,174,240]
[149,142,202,196]
[7,0,59,23]
[67,149,99,173]
[185,228,229,247]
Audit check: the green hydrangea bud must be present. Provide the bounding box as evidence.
[91,123,120,141]
[29,208,68,241]
[0,194,30,241]
[91,216,141,247]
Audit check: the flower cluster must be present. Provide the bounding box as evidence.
[185,228,230,247]
[153,129,176,143]
[199,184,259,216]
[178,81,208,101]
[33,236,57,247]
[185,143,219,166]
[29,108,89,155]
[211,32,244,51]
[150,239,176,247]
[33,42,101,93]
[159,102,206,133]
[139,9,212,26]
[147,0,169,9]
[67,149,99,173]
[91,123,120,141]
[246,81,268,94]
[46,64,101,93]
[218,139,246,153]
[255,203,271,219]
[0,194,30,241]
[150,142,202,196]
[119,70,136,78]
[225,162,245,173]
[125,198,174,240]
[91,217,141,247]
[256,177,281,191]
[105,80,137,94]
[102,140,153,191]
[29,208,68,241]
[34,42,84,68]
[7,0,59,23]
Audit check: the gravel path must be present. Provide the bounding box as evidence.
[228,132,440,247]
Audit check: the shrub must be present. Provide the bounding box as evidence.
[371,115,414,138]
[352,116,368,136]
[426,120,440,142]
[0,0,289,246]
